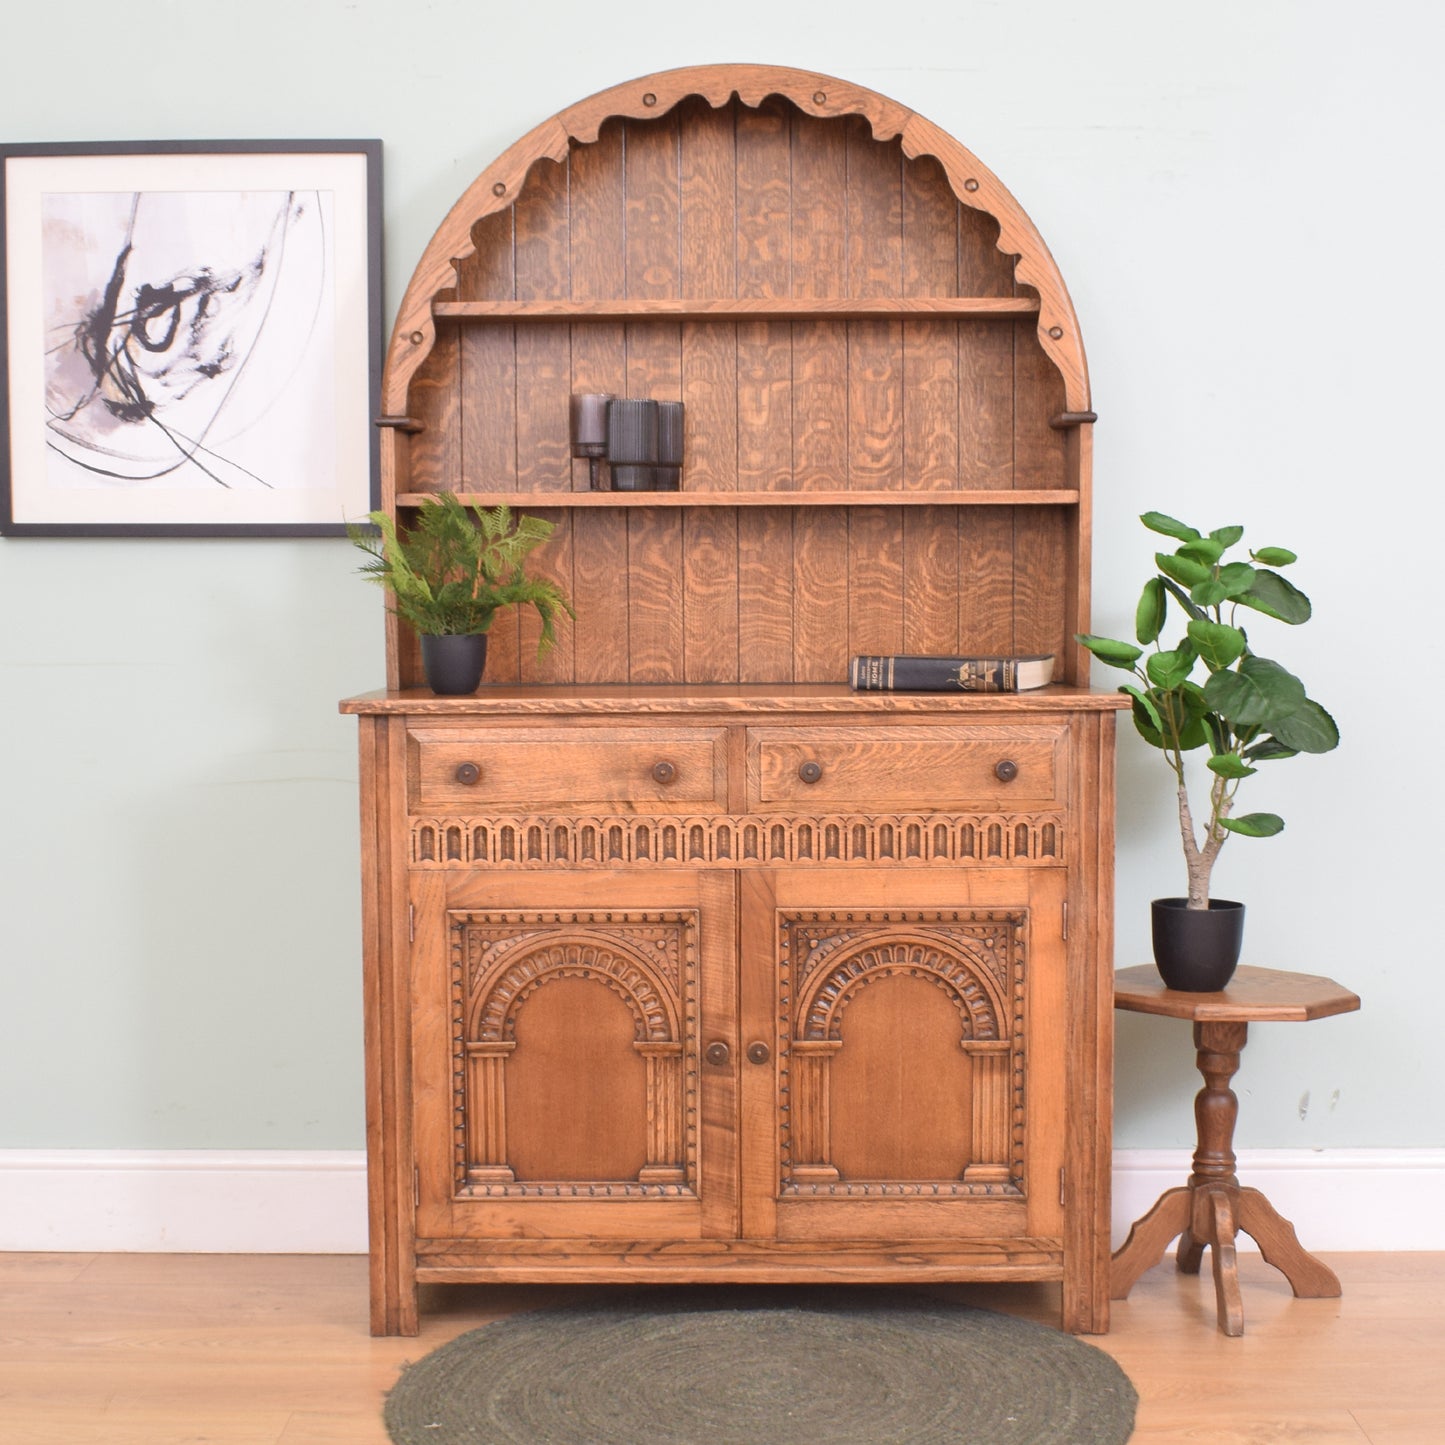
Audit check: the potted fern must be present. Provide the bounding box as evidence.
[1077,512,1339,989]
[350,494,574,694]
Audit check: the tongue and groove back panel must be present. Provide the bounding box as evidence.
[383,78,1089,690]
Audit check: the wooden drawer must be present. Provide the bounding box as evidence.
[746,724,1066,811]
[408,726,729,813]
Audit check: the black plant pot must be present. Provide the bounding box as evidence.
[420,633,488,695]
[1151,898,1245,992]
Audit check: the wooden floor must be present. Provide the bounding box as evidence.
[1,1252,1441,1443]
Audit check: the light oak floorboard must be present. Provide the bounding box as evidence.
[0,1253,1440,1444]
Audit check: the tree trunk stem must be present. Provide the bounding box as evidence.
[1178,776,1232,909]
[1177,783,1210,909]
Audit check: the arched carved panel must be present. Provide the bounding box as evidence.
[449,910,698,1196]
[777,909,1026,1197]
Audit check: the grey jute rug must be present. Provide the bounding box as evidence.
[384,1288,1138,1444]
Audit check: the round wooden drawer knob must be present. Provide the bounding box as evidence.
[746,1041,771,1065]
[704,1041,731,1066]
[995,760,1019,782]
[454,762,482,785]
[798,761,823,784]
[652,760,677,784]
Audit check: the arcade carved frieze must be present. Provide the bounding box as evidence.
[410,812,1065,870]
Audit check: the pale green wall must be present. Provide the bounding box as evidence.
[1,1,1438,1151]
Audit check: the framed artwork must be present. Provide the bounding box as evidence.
[0,139,381,536]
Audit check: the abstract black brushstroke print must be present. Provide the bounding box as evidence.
[42,188,329,490]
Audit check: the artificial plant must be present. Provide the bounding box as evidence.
[350,493,574,651]
[1077,512,1338,909]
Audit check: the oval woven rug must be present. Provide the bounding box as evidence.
[384,1288,1137,1444]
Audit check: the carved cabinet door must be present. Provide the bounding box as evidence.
[736,867,1068,1247]
[409,869,738,1244]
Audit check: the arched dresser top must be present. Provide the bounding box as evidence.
[383,63,1089,414]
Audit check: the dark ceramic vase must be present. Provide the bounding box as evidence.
[1151,898,1245,992]
[420,633,488,695]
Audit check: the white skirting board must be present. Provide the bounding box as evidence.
[0,1151,369,1254]
[0,1148,1441,1254]
[1111,1149,1445,1253]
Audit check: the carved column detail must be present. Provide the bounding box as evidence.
[788,1040,844,1185]
[961,1039,1013,1184]
[464,1041,517,1184]
[636,1041,686,1184]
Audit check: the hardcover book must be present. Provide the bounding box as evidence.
[849,654,1056,693]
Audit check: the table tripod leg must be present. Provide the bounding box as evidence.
[1236,1186,1342,1298]
[1176,1226,1204,1274]
[1207,1188,1245,1337]
[1111,1187,1192,1299]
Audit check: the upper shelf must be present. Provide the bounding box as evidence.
[396,490,1081,509]
[431,297,1040,322]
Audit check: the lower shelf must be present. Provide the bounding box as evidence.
[396,489,1081,509]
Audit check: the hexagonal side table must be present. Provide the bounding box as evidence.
[1111,964,1361,1336]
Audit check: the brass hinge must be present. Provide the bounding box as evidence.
[408,903,415,943]
[414,1166,421,1209]
[1059,1167,1066,1206]
[1061,900,1069,941]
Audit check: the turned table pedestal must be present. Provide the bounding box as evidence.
[1111,964,1361,1336]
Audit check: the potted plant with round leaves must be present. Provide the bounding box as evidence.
[1077,512,1339,990]
[350,493,574,694]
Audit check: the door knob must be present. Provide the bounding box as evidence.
[994,759,1019,782]
[704,1041,731,1066]
[798,761,823,784]
[454,762,482,785]
[746,1041,771,1065]
[652,760,677,784]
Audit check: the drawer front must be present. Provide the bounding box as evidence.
[409,726,729,813]
[747,725,1065,810]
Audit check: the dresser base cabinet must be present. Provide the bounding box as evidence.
[346,695,1119,1335]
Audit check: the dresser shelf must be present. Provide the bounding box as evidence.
[397,489,1081,510]
[431,296,1040,321]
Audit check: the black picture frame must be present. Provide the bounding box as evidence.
[0,139,382,537]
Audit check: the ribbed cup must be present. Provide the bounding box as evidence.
[653,401,684,489]
[656,402,685,462]
[606,399,659,464]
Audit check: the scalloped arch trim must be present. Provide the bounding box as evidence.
[382,63,1089,413]
[798,930,1010,1043]
[470,931,680,1043]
